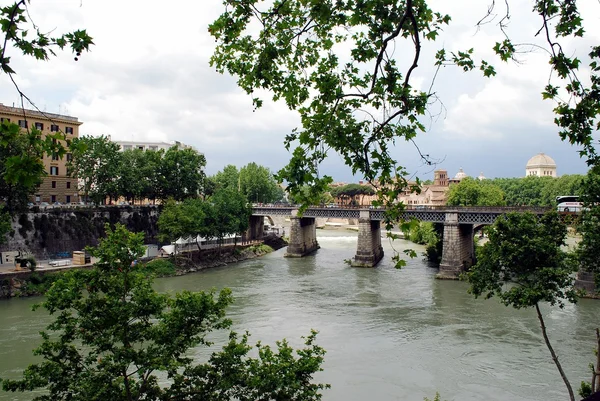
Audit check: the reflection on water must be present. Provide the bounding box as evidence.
[0,230,598,401]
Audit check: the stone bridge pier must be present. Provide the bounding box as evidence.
[285,212,320,258]
[352,210,384,267]
[438,212,475,279]
[247,215,264,242]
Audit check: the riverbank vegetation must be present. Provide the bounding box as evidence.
[402,222,442,264]
[446,175,586,208]
[0,225,329,400]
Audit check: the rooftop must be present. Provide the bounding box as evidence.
[0,103,79,123]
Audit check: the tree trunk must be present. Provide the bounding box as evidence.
[535,303,575,401]
[593,328,600,393]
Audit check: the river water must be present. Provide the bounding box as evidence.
[0,230,598,401]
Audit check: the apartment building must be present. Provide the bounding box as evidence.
[112,139,194,152]
[0,103,82,204]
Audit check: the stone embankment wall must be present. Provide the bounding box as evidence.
[1,206,160,257]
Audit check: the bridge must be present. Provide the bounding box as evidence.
[250,205,550,279]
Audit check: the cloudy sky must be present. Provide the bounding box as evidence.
[1,0,598,182]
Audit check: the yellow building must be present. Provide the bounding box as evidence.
[0,103,82,204]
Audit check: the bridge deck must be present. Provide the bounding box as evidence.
[252,206,551,225]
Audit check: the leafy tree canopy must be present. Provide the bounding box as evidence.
[446,177,506,207]
[576,166,600,283]
[210,0,600,214]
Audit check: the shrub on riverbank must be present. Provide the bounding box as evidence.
[403,222,442,263]
[247,244,274,254]
[141,258,176,277]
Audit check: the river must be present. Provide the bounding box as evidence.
[0,230,598,401]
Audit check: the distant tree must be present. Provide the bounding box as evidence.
[140,149,163,204]
[576,166,600,290]
[116,149,146,203]
[213,164,240,191]
[468,211,577,401]
[422,179,433,185]
[330,183,375,206]
[489,176,585,207]
[292,185,333,205]
[1,224,329,400]
[68,135,121,204]
[446,178,506,206]
[202,175,218,199]
[158,146,206,202]
[0,122,44,213]
[239,162,283,204]
[211,186,252,250]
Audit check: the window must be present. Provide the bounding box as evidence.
[66,153,72,162]
[138,146,144,150]
[52,138,57,145]
[34,122,44,130]
[0,117,9,123]
[52,153,59,161]
[18,120,28,128]
[66,195,71,204]
[66,181,71,189]
[149,146,158,151]
[51,181,56,189]
[51,124,59,132]
[51,195,56,203]
[123,145,132,151]
[50,166,59,175]
[65,126,73,134]
[35,195,41,203]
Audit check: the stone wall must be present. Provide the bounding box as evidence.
[1,206,160,258]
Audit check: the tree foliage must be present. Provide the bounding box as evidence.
[239,162,283,204]
[468,211,577,401]
[489,175,585,207]
[67,141,206,204]
[158,147,206,202]
[210,0,600,239]
[67,135,121,204]
[576,166,600,286]
[212,163,284,204]
[0,224,329,400]
[209,0,467,210]
[158,187,251,251]
[330,183,375,206]
[446,178,506,207]
[0,1,93,75]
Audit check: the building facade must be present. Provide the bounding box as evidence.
[0,103,82,204]
[112,139,193,152]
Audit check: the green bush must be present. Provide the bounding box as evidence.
[404,222,442,263]
[21,272,60,296]
[248,244,273,254]
[141,258,176,277]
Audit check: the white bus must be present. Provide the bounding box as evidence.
[556,196,582,213]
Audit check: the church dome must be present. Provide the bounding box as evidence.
[454,167,468,181]
[478,172,486,181]
[526,153,556,168]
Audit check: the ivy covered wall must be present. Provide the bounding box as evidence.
[1,206,160,257]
